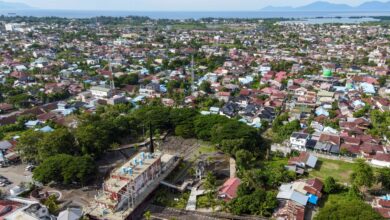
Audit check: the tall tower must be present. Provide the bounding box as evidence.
[109,57,115,90]
[191,55,195,92]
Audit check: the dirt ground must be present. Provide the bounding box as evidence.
[158,136,202,160]
[0,163,33,195]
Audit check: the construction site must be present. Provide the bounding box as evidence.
[85,150,179,220]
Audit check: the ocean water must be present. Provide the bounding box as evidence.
[0,10,388,20]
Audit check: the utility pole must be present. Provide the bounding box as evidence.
[191,55,195,92]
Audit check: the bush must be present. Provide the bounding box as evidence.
[33,154,96,185]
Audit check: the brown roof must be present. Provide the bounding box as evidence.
[342,136,361,146]
[373,153,390,162]
[319,133,341,146]
[0,115,17,126]
[379,199,390,208]
[0,103,14,111]
[37,112,58,122]
[306,178,324,192]
[21,107,46,116]
[375,207,390,218]
[273,200,305,220]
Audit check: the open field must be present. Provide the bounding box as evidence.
[309,158,356,184]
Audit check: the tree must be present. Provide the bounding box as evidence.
[235,149,253,170]
[43,195,59,215]
[194,114,229,140]
[33,154,96,185]
[200,81,212,93]
[378,75,387,87]
[315,195,383,220]
[324,177,338,194]
[37,128,78,162]
[377,168,390,191]
[204,172,217,210]
[16,130,44,163]
[74,123,111,158]
[229,189,277,217]
[350,159,375,191]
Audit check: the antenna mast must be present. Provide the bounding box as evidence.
[109,55,115,90]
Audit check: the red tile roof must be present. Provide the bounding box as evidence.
[218,178,241,200]
[379,199,390,208]
[375,207,390,219]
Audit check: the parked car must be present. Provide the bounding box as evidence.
[25,165,35,172]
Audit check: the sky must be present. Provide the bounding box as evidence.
[4,0,388,11]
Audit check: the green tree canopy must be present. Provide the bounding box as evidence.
[350,159,375,190]
[33,154,96,185]
[377,167,390,191]
[315,195,383,220]
[37,128,79,161]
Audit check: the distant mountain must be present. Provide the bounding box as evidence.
[298,1,352,11]
[261,1,390,11]
[356,1,390,11]
[261,6,294,11]
[0,1,33,10]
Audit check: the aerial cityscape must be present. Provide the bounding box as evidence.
[0,0,390,220]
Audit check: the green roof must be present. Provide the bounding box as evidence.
[323,69,332,77]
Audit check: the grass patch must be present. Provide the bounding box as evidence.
[263,156,289,168]
[152,186,190,209]
[309,158,356,184]
[198,145,218,154]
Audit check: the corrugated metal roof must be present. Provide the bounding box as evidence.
[306,155,318,168]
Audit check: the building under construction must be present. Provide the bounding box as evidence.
[87,151,177,220]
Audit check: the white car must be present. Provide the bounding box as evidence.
[25,165,35,172]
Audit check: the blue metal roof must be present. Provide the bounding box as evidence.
[308,194,318,205]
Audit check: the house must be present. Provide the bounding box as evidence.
[0,140,13,152]
[371,153,390,168]
[0,200,25,220]
[90,85,113,99]
[218,178,241,201]
[209,107,220,115]
[314,133,341,154]
[24,120,41,128]
[139,83,161,98]
[276,178,323,216]
[290,132,310,151]
[273,200,305,220]
[107,95,128,105]
[0,103,14,114]
[216,92,231,102]
[277,186,309,207]
[57,208,83,220]
[3,201,55,220]
[288,152,318,169]
[372,196,390,219]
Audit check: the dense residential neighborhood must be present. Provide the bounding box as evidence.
[0,14,389,220]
